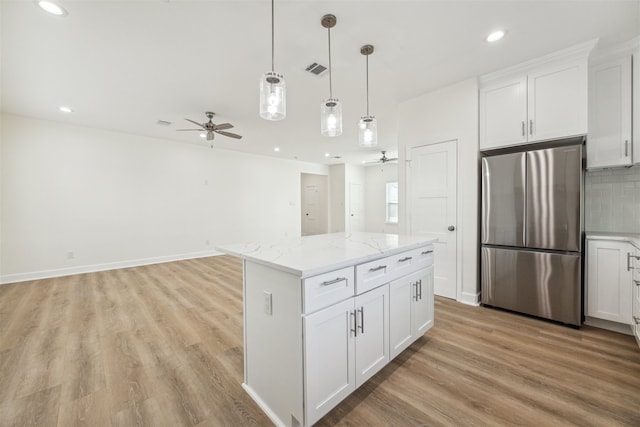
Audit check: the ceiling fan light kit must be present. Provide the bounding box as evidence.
[358,44,377,147]
[320,14,343,137]
[260,0,286,121]
[176,112,242,148]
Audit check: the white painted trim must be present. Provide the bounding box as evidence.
[0,250,223,285]
[584,316,633,335]
[459,291,481,307]
[479,38,598,86]
[242,383,287,427]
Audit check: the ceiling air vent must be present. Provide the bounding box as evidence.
[305,62,328,77]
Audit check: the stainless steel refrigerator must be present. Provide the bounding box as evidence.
[481,140,583,326]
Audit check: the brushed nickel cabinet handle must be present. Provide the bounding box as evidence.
[413,282,419,301]
[369,265,386,272]
[522,121,525,137]
[351,310,358,336]
[625,140,629,157]
[321,277,347,286]
[529,119,533,135]
[398,256,413,263]
[421,250,434,255]
[628,253,633,271]
[358,307,364,334]
[418,279,423,300]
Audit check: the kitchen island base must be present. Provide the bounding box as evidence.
[218,233,437,427]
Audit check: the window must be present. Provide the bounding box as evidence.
[386,182,398,224]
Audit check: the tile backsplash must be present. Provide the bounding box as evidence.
[585,166,640,233]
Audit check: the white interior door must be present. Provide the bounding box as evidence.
[349,182,364,232]
[302,174,328,236]
[409,141,457,299]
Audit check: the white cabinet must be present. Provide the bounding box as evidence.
[304,281,390,425]
[480,59,588,150]
[587,56,633,169]
[586,239,632,324]
[634,47,640,165]
[389,266,434,359]
[632,246,640,347]
[235,240,435,427]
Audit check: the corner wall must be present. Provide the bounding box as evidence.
[397,78,480,305]
[0,114,328,283]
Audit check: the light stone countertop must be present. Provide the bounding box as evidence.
[217,232,438,278]
[585,232,640,249]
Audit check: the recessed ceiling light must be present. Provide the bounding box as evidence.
[324,153,330,157]
[486,30,505,43]
[59,106,73,113]
[36,1,68,16]
[274,147,280,152]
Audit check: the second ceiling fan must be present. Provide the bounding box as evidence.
[177,112,242,141]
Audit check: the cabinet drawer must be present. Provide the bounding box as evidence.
[303,267,355,314]
[409,246,435,270]
[356,256,395,294]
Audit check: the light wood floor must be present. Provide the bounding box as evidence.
[1,256,639,426]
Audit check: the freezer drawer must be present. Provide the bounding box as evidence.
[481,152,526,247]
[481,247,581,326]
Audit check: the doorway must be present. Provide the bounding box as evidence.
[301,173,329,236]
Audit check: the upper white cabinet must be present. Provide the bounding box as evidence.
[634,44,640,165]
[587,56,633,168]
[479,41,594,151]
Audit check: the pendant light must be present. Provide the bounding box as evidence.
[358,44,377,147]
[320,14,342,137]
[260,0,285,121]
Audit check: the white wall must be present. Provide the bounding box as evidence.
[364,163,399,234]
[397,78,480,305]
[0,114,328,283]
[328,164,346,233]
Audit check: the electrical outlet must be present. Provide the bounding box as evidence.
[263,291,272,315]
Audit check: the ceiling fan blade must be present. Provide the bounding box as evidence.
[184,118,204,128]
[214,123,234,131]
[206,131,215,141]
[216,130,242,139]
[387,157,399,161]
[176,129,203,131]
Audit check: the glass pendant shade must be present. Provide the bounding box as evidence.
[358,115,377,147]
[321,98,343,137]
[260,72,286,121]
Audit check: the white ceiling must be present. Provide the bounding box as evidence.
[2,0,639,165]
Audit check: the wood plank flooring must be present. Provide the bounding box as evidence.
[1,255,639,426]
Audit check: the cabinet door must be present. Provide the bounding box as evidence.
[304,298,355,425]
[587,56,632,169]
[634,50,640,165]
[479,76,527,150]
[413,265,434,336]
[354,285,389,386]
[586,240,633,324]
[389,274,414,359]
[528,60,588,142]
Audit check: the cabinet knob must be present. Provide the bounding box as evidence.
[448,225,455,231]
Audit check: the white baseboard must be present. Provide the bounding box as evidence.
[0,250,223,285]
[459,291,481,306]
[584,316,633,335]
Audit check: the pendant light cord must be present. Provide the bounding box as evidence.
[366,54,370,115]
[271,0,275,72]
[328,26,333,99]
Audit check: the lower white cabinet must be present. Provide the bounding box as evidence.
[303,284,389,424]
[389,266,434,359]
[238,243,435,427]
[632,246,640,346]
[586,239,632,324]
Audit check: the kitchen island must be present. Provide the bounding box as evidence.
[217,232,437,427]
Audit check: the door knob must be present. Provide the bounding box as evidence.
[305,213,309,216]
[448,225,455,231]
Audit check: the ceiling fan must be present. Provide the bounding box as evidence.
[177,112,242,141]
[366,151,398,164]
